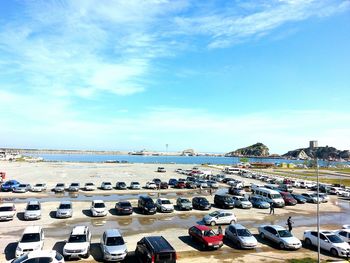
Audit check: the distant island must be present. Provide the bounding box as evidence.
[283,145,350,161]
[225,142,271,157]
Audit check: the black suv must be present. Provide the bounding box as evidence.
[135,236,176,263]
[138,195,157,215]
[214,194,235,209]
[192,197,211,210]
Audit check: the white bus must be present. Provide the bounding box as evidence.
[253,187,285,207]
[224,167,241,174]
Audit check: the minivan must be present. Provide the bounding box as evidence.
[138,195,157,215]
[135,236,176,263]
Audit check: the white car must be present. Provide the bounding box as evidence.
[13,184,30,193]
[54,183,65,193]
[343,225,350,229]
[56,201,73,218]
[232,196,252,209]
[24,201,41,220]
[334,229,350,243]
[258,225,302,250]
[304,230,350,257]
[329,187,347,195]
[63,226,91,259]
[196,180,208,188]
[207,180,219,189]
[100,229,127,262]
[16,226,45,257]
[101,182,113,190]
[12,250,64,263]
[31,183,47,192]
[84,183,96,191]
[0,203,16,221]
[146,181,157,189]
[68,183,80,192]
[90,200,108,217]
[203,210,237,226]
[129,181,141,190]
[225,223,257,249]
[156,198,174,213]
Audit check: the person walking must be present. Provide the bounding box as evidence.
[287,216,294,232]
[269,203,275,215]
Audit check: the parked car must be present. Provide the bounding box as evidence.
[115,201,133,215]
[11,250,64,263]
[329,187,347,195]
[138,195,157,214]
[192,197,211,210]
[146,181,158,189]
[229,187,246,196]
[279,191,297,206]
[91,200,108,217]
[304,230,350,257]
[156,198,174,213]
[0,203,16,221]
[68,183,80,192]
[54,183,65,193]
[175,181,186,189]
[225,224,257,249]
[278,184,293,193]
[188,225,223,250]
[232,196,252,209]
[56,201,73,218]
[100,229,127,262]
[157,167,166,173]
[334,229,350,244]
[196,180,208,188]
[168,178,178,186]
[130,181,141,190]
[258,225,302,250]
[31,183,47,192]
[24,200,41,220]
[13,184,30,193]
[203,210,237,226]
[301,193,321,203]
[176,197,193,210]
[1,180,20,191]
[63,225,91,259]
[135,236,176,263]
[318,193,329,203]
[16,226,44,257]
[153,178,162,187]
[250,196,270,209]
[214,194,235,209]
[160,182,169,189]
[291,193,307,204]
[101,182,113,190]
[186,181,197,189]
[84,183,96,191]
[207,180,219,189]
[116,182,127,190]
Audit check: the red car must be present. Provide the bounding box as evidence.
[188,225,223,250]
[160,182,168,189]
[175,181,186,189]
[280,191,297,206]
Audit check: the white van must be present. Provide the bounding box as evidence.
[224,167,241,174]
[253,188,285,207]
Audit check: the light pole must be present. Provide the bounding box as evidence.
[315,157,320,263]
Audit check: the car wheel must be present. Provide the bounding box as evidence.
[210,221,216,226]
[304,238,312,247]
[202,243,207,250]
[237,241,242,249]
[330,248,338,257]
[230,220,236,224]
[279,242,285,250]
[260,232,265,239]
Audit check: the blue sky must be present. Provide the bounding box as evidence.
[0,0,349,154]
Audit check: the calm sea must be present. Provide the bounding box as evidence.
[27,153,346,166]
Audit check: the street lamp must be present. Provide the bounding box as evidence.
[315,157,320,263]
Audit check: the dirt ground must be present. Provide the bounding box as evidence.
[0,161,349,262]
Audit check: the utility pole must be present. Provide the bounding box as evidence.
[316,157,320,263]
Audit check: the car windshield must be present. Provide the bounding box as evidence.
[199,199,209,204]
[12,254,28,263]
[27,204,40,210]
[104,182,111,185]
[71,183,79,186]
[59,204,71,209]
[86,183,93,186]
[209,211,220,217]
[284,193,293,198]
[224,197,233,202]
[145,201,154,207]
[106,236,124,246]
[131,182,139,185]
[119,202,131,207]
[327,234,343,243]
[203,230,217,237]
[161,200,171,204]
[181,199,190,203]
[18,184,27,187]
[271,194,282,199]
[35,184,43,187]
[94,203,105,208]
[57,184,64,187]
[278,230,292,238]
[237,229,251,237]
[21,233,40,242]
[68,234,86,242]
[119,182,126,186]
[0,206,14,211]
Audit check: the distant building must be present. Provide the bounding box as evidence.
[309,140,318,149]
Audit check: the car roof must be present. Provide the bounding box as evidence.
[0,203,14,207]
[144,236,175,253]
[268,225,286,230]
[23,226,42,234]
[93,200,104,203]
[26,250,57,258]
[230,223,246,229]
[27,200,40,205]
[72,225,88,235]
[105,229,122,237]
[158,198,169,201]
[60,200,72,205]
[194,225,211,231]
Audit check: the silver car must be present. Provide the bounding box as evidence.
[225,224,257,249]
[232,196,252,209]
[203,210,237,226]
[68,183,80,192]
[13,184,30,193]
[176,197,193,210]
[258,225,302,250]
[100,229,127,262]
[54,183,65,193]
[56,201,73,218]
[24,201,41,220]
